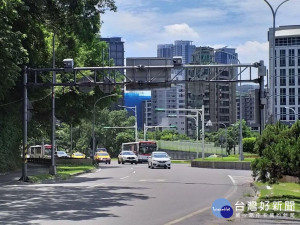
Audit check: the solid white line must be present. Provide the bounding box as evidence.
[165,175,239,225]
[120,176,129,180]
[228,175,237,186]
[164,207,210,225]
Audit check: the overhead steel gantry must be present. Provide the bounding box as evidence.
[25,62,261,88]
[21,60,266,181]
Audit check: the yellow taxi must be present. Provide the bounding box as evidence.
[71,152,86,159]
[94,151,111,164]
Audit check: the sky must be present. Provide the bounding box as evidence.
[100,0,300,68]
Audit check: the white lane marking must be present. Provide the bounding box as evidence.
[164,207,210,225]
[165,175,239,225]
[133,171,136,174]
[228,175,253,185]
[228,175,237,186]
[120,176,129,180]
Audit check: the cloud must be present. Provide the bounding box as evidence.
[236,41,269,65]
[162,23,200,40]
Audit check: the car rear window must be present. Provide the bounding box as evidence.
[97,152,108,156]
[123,151,134,155]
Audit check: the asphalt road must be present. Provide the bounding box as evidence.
[0,162,253,225]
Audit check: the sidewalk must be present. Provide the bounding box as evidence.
[0,163,49,185]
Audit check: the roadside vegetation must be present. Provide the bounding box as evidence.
[0,0,117,173]
[253,182,300,218]
[251,121,300,183]
[194,154,257,162]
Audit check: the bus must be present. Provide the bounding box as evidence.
[28,144,52,159]
[121,141,157,163]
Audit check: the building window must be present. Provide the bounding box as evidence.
[298,49,300,66]
[289,69,295,85]
[275,89,277,105]
[280,69,286,86]
[280,107,286,120]
[298,88,300,105]
[274,50,277,67]
[280,88,286,105]
[280,49,286,67]
[289,88,295,105]
[275,69,277,86]
[289,49,295,66]
[298,69,300,86]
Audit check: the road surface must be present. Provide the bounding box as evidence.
[0,162,253,225]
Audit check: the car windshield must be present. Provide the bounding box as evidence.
[97,152,108,156]
[153,153,168,158]
[74,153,83,156]
[57,151,66,155]
[123,151,134,155]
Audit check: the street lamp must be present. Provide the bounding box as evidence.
[92,93,118,157]
[263,0,290,124]
[285,106,296,121]
[168,114,199,141]
[155,105,205,159]
[214,48,243,160]
[119,105,138,142]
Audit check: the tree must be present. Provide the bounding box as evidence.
[0,0,117,172]
[252,121,300,183]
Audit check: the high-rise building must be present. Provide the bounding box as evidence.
[151,41,196,134]
[236,86,260,131]
[100,37,124,69]
[268,25,300,124]
[100,37,125,109]
[124,91,151,130]
[186,47,237,135]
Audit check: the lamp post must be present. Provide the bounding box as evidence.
[155,105,204,159]
[119,105,138,142]
[214,48,243,160]
[92,93,117,157]
[263,0,290,124]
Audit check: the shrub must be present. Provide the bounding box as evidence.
[242,137,256,153]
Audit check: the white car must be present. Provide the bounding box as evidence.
[148,151,171,169]
[118,151,138,164]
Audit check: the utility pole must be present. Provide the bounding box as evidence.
[49,33,57,175]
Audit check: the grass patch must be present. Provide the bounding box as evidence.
[253,182,300,218]
[171,160,191,164]
[29,164,96,183]
[193,155,255,162]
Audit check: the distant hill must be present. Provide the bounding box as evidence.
[237,84,259,93]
